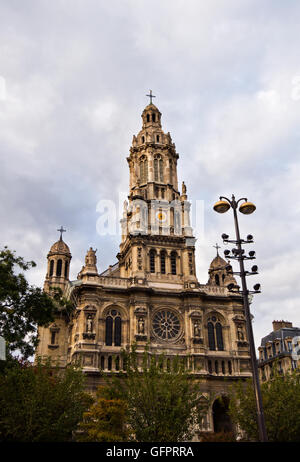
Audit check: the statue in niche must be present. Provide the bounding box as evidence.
[237,324,244,340]
[193,320,201,338]
[86,314,93,333]
[138,317,145,334]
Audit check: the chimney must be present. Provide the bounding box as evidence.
[272,320,293,331]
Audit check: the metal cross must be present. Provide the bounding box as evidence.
[213,243,221,256]
[57,226,66,240]
[146,90,156,104]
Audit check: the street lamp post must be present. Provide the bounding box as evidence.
[213,194,268,442]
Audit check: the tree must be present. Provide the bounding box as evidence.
[0,247,70,359]
[104,345,207,442]
[228,367,300,441]
[0,357,93,442]
[76,386,129,442]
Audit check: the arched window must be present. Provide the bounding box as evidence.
[105,309,122,347]
[228,361,232,375]
[207,315,225,351]
[170,251,177,275]
[105,316,113,346]
[216,322,224,351]
[64,261,68,278]
[140,157,148,183]
[56,259,62,276]
[108,356,112,371]
[160,251,166,274]
[156,135,160,142]
[49,260,54,277]
[115,356,120,371]
[147,114,150,122]
[222,274,225,284]
[152,113,156,122]
[207,322,216,350]
[215,274,220,286]
[154,156,163,182]
[114,316,121,346]
[150,250,156,273]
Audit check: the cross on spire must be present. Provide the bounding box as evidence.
[146,90,156,104]
[57,226,66,241]
[213,243,221,256]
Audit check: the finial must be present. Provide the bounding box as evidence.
[146,90,156,104]
[57,226,66,241]
[213,243,221,256]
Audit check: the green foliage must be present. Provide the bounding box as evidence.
[228,367,300,441]
[0,357,93,441]
[104,345,207,442]
[76,386,129,442]
[0,247,73,358]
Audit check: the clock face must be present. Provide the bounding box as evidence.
[155,210,167,223]
[152,310,181,341]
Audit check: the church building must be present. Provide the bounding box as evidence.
[36,98,252,435]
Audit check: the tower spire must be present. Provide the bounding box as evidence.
[57,226,66,241]
[146,89,156,104]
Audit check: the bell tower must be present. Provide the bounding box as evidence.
[118,95,197,283]
[44,227,72,293]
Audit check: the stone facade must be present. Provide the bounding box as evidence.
[36,102,252,435]
[258,320,300,382]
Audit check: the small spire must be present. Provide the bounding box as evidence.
[146,90,156,104]
[57,226,66,241]
[213,243,221,256]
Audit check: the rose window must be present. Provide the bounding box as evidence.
[152,310,181,340]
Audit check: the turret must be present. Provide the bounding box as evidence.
[44,227,72,293]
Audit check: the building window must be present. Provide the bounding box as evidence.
[152,113,156,122]
[215,274,220,286]
[56,259,62,276]
[156,135,160,142]
[51,331,56,345]
[49,260,54,277]
[147,114,150,122]
[154,156,163,182]
[108,356,112,371]
[142,135,145,143]
[208,360,212,374]
[207,315,225,351]
[100,356,105,370]
[222,360,225,374]
[208,322,216,350]
[215,360,219,374]
[150,250,156,273]
[170,251,177,275]
[105,309,122,347]
[160,251,166,274]
[216,323,224,351]
[140,157,148,183]
[228,361,232,375]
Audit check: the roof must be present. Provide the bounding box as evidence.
[260,326,300,347]
[49,239,71,256]
[209,254,227,270]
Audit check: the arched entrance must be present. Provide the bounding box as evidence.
[212,396,233,433]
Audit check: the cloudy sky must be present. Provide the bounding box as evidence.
[1,0,300,347]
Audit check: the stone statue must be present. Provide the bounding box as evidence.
[237,325,244,340]
[86,314,93,333]
[193,320,201,337]
[182,181,187,195]
[85,247,97,266]
[138,317,145,334]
